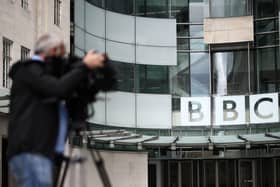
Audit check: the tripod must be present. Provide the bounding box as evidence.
[55,132,112,187]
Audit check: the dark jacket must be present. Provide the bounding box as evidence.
[7,59,88,160]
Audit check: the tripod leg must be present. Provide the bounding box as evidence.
[59,159,70,187]
[89,149,112,187]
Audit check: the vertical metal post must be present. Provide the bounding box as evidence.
[209,45,213,135]
[248,42,251,94]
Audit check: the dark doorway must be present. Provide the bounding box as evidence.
[239,160,254,187]
[148,163,157,187]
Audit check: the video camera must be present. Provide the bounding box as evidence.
[48,54,117,130]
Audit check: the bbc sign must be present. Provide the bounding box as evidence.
[180,93,279,126]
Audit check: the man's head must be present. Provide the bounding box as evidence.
[34,33,65,59]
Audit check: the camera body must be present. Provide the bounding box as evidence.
[47,54,117,130]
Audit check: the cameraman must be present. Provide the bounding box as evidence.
[7,33,105,187]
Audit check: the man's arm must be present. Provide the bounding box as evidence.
[17,62,88,98]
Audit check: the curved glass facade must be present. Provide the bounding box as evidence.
[73,0,280,135]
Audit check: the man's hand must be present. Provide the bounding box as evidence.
[83,50,105,69]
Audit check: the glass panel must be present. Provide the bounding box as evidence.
[218,160,235,187]
[136,94,172,128]
[189,0,204,23]
[256,33,278,46]
[136,45,177,65]
[255,19,277,33]
[190,38,208,50]
[136,16,177,46]
[74,47,84,57]
[177,24,189,37]
[255,0,278,18]
[106,41,135,63]
[190,53,209,96]
[170,53,190,96]
[189,25,203,37]
[106,10,135,44]
[256,47,279,93]
[210,0,248,17]
[74,26,85,50]
[181,162,192,187]
[148,164,157,187]
[75,0,85,28]
[85,2,105,38]
[85,33,105,52]
[212,50,249,95]
[106,0,133,15]
[135,0,169,18]
[113,61,134,92]
[106,92,136,127]
[86,0,104,8]
[171,0,189,22]
[136,64,169,94]
[169,162,179,187]
[204,160,216,187]
[177,38,189,50]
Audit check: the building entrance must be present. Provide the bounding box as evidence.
[149,158,279,187]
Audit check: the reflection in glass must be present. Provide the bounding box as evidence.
[255,19,277,33]
[177,24,189,37]
[255,0,278,18]
[177,38,189,50]
[113,61,134,92]
[190,39,208,50]
[189,25,203,37]
[190,53,209,96]
[86,0,104,8]
[212,50,249,95]
[106,0,133,15]
[136,64,169,94]
[189,0,204,23]
[210,0,248,17]
[256,47,279,93]
[170,53,190,96]
[171,0,188,22]
[135,0,169,18]
[256,33,278,46]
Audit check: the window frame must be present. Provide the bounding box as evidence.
[2,37,13,88]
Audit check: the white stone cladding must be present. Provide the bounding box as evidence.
[0,0,70,87]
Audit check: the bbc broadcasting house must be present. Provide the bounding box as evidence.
[2,0,280,187]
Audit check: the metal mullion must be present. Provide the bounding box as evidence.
[255,31,279,35]
[3,40,6,87]
[255,16,279,22]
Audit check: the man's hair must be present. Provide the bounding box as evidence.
[34,33,63,54]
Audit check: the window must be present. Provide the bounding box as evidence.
[2,38,13,88]
[212,50,250,95]
[54,0,61,26]
[190,53,209,96]
[21,46,30,61]
[136,64,169,94]
[210,0,250,17]
[135,0,169,18]
[21,0,28,9]
[255,0,278,18]
[106,0,133,15]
